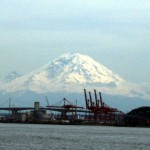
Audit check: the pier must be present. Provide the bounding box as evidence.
[0,89,124,125]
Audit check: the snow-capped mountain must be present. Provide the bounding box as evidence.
[0,53,149,99]
[2,71,21,83]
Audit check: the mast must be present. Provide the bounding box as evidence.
[84,89,88,109]
[94,89,98,107]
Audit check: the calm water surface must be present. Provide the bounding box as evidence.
[0,123,150,150]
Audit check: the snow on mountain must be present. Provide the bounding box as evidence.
[47,53,125,84]
[0,53,149,99]
[2,71,22,83]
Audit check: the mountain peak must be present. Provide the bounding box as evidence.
[0,53,137,98]
[47,53,124,85]
[55,53,96,63]
[0,53,149,100]
[51,53,90,66]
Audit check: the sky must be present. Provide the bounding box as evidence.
[0,0,150,83]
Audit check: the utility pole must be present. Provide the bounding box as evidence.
[9,98,11,117]
[45,96,50,106]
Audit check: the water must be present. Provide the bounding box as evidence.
[0,123,150,150]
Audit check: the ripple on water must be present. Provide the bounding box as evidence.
[0,124,150,150]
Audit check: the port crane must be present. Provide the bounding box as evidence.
[46,98,84,120]
[84,89,120,122]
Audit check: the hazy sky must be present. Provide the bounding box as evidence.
[0,0,150,83]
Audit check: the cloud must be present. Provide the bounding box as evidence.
[0,0,149,31]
